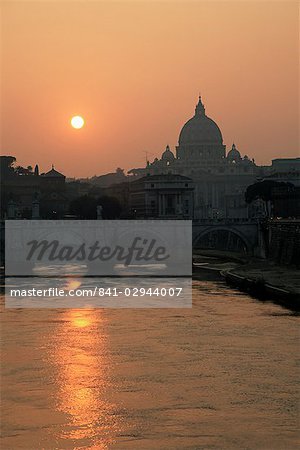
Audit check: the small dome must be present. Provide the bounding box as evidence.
[161,145,175,161]
[178,97,223,145]
[227,143,241,161]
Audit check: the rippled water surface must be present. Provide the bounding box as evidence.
[1,276,299,449]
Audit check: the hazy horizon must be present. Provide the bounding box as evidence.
[1,1,299,177]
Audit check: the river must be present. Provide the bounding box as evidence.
[1,273,299,449]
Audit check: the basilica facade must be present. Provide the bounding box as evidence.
[129,97,266,219]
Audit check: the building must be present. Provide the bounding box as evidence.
[1,167,40,219]
[129,97,266,220]
[0,159,68,219]
[258,158,300,218]
[104,173,194,218]
[270,158,300,174]
[264,158,300,187]
[39,166,68,218]
[128,174,194,218]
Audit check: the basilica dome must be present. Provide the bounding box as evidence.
[227,143,241,161]
[178,97,223,145]
[161,145,175,161]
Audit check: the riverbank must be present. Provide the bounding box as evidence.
[193,252,299,310]
[225,260,299,304]
[192,250,244,274]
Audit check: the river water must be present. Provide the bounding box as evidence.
[1,273,299,450]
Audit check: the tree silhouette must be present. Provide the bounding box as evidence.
[245,180,294,216]
[0,156,16,178]
[97,196,122,219]
[69,194,122,219]
[69,195,97,219]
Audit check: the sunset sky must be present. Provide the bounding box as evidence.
[1,1,299,177]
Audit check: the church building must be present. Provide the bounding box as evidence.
[129,97,265,219]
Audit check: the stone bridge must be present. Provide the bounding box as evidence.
[192,219,261,256]
[0,219,263,264]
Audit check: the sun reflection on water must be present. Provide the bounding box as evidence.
[64,279,83,291]
[72,316,91,328]
[50,307,122,449]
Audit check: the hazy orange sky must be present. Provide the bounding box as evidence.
[1,1,299,177]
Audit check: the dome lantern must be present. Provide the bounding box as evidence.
[195,96,205,116]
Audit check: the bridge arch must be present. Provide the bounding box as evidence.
[193,226,252,255]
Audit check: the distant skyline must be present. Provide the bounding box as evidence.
[1,1,299,177]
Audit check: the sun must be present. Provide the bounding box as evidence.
[71,115,85,129]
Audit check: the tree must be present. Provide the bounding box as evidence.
[245,180,293,217]
[15,166,33,175]
[97,196,122,219]
[0,156,16,178]
[69,195,97,219]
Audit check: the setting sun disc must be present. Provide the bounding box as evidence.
[71,115,85,129]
